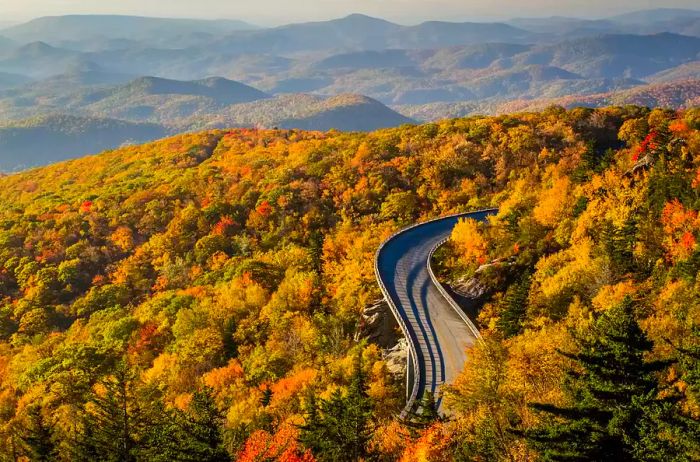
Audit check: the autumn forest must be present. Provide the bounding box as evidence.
[0,106,700,461]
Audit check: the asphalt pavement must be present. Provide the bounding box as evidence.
[375,210,495,414]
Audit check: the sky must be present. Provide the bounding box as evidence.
[0,0,699,25]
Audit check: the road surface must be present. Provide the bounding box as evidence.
[375,209,496,416]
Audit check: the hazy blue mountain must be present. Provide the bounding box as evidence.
[0,114,168,171]
[508,10,700,37]
[388,21,531,48]
[513,33,700,79]
[647,61,700,83]
[32,69,136,88]
[419,43,529,69]
[0,41,95,78]
[210,14,403,54]
[1,15,257,47]
[0,35,16,53]
[197,93,415,132]
[0,72,31,90]
[0,11,697,149]
[115,76,269,103]
[508,17,618,35]
[0,92,414,170]
[608,8,700,25]
[75,76,271,123]
[211,14,534,54]
[313,50,418,70]
[0,75,271,123]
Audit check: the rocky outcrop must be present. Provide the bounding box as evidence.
[355,298,406,378]
[383,339,407,376]
[447,257,516,318]
[354,298,400,349]
[451,273,490,301]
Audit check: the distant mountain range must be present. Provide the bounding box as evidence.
[498,79,700,114]
[0,15,257,50]
[0,114,167,171]
[0,75,414,171]
[397,79,700,121]
[0,10,700,170]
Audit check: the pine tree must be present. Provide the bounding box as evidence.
[175,388,230,462]
[600,218,638,276]
[20,405,57,462]
[138,388,230,462]
[260,386,273,408]
[674,327,700,456]
[497,271,531,338]
[77,362,151,462]
[524,297,685,461]
[299,352,373,461]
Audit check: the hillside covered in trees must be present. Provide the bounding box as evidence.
[0,106,699,460]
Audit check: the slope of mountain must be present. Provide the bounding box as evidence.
[0,114,168,171]
[608,8,700,25]
[1,15,257,48]
[28,69,135,89]
[0,92,413,170]
[0,35,15,53]
[0,41,94,78]
[0,71,30,90]
[116,76,269,103]
[509,9,700,37]
[507,16,618,35]
[211,14,534,55]
[496,79,700,114]
[388,21,531,48]
[396,79,700,122]
[648,61,700,83]
[81,77,271,123]
[0,76,270,123]
[420,43,530,70]
[513,33,700,79]
[194,94,415,131]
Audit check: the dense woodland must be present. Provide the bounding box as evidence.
[0,106,699,460]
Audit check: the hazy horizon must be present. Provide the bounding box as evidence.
[1,0,699,26]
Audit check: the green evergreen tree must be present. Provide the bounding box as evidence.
[176,388,230,462]
[497,271,531,338]
[600,218,638,276]
[299,352,373,461]
[524,297,686,461]
[78,362,149,462]
[260,386,273,408]
[138,387,229,462]
[20,405,57,462]
[673,327,700,457]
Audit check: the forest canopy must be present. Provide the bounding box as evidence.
[0,105,699,460]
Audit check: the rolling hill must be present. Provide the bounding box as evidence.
[0,41,93,78]
[0,71,30,90]
[0,15,257,49]
[0,114,168,171]
[194,94,415,131]
[506,79,700,112]
[0,90,414,170]
[209,14,534,55]
[0,75,270,123]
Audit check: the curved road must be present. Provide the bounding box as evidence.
[375,209,497,416]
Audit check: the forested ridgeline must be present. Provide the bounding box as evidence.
[0,106,699,460]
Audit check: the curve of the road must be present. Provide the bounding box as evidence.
[375,209,497,418]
